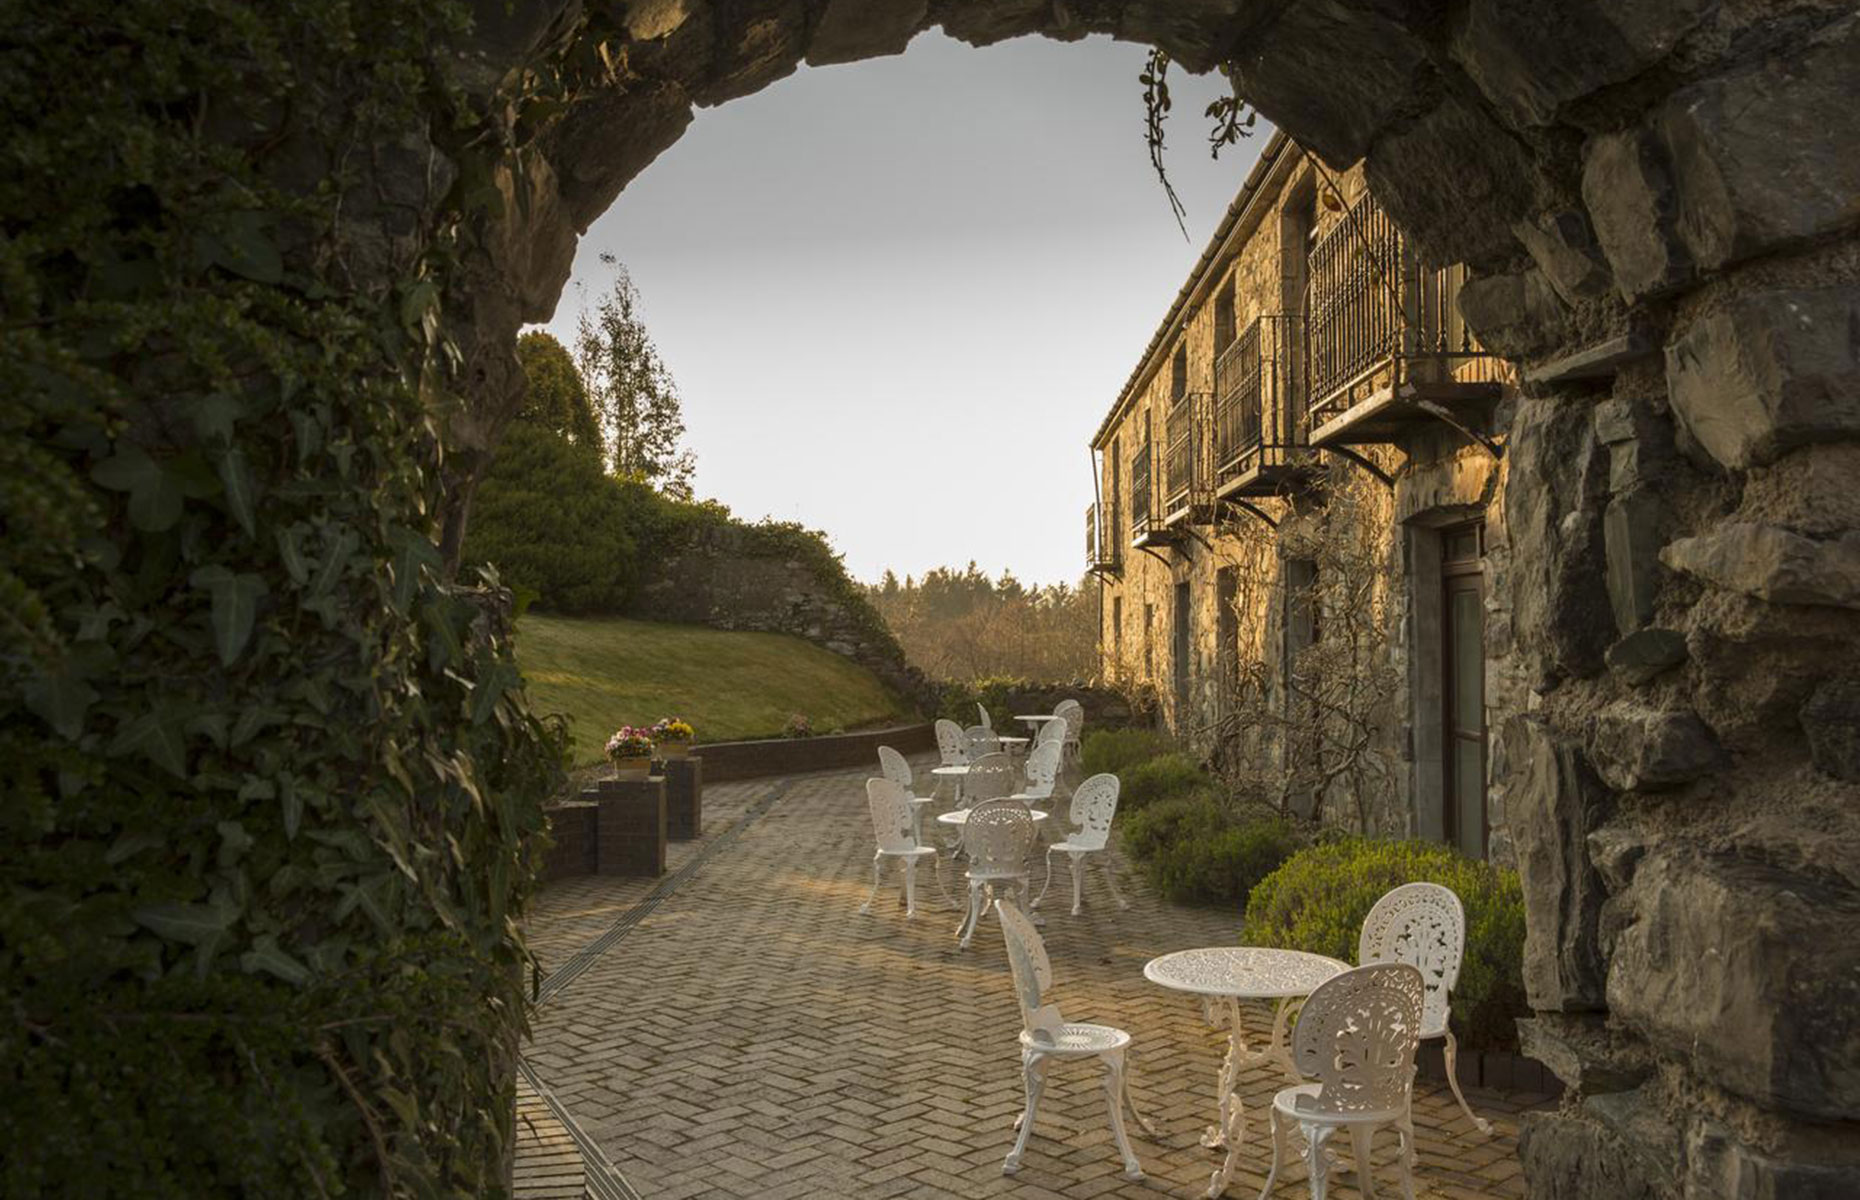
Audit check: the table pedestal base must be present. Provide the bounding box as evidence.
[1201,996,1302,1199]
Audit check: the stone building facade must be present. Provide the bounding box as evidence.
[1089,133,1522,863]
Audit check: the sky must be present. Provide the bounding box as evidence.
[539,30,1267,588]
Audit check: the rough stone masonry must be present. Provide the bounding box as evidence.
[409,3,1858,1196]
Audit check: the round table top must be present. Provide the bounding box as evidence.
[1014,714,1062,725]
[930,765,970,776]
[938,807,1049,826]
[995,735,1030,746]
[1143,947,1350,1000]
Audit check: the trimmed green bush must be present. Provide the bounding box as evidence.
[1122,793,1302,904]
[1119,752,1211,810]
[1080,727,1174,778]
[1243,838,1529,1050]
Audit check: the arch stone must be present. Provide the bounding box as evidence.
[432,2,1860,1194]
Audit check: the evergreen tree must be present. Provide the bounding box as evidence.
[517,330,602,450]
[575,259,697,498]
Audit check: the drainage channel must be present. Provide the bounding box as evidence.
[518,776,796,1200]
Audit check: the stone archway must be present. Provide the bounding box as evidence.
[442,5,1860,1196]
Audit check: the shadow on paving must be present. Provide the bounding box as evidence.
[521,763,1548,1200]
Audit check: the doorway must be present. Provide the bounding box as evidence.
[1440,523,1487,859]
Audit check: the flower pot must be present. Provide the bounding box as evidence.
[658,741,691,761]
[610,755,653,781]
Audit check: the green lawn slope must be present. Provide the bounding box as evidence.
[515,614,918,764]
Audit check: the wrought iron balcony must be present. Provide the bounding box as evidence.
[1214,313,1309,497]
[1086,502,1121,574]
[1305,191,1504,447]
[1129,440,1153,542]
[1162,391,1213,525]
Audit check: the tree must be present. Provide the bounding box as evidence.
[517,330,602,450]
[575,259,696,498]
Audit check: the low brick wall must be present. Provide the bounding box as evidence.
[539,801,598,881]
[691,722,935,782]
[1418,1043,1562,1097]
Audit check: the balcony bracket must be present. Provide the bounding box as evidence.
[1322,446,1397,491]
[1413,398,1504,461]
[1221,499,1279,530]
[1136,545,1175,569]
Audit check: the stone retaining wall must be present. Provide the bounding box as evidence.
[691,722,937,783]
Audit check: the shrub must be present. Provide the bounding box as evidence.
[1119,752,1210,810]
[1081,727,1174,778]
[1122,793,1303,904]
[1242,838,1529,1050]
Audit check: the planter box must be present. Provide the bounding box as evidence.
[539,800,599,881]
[655,756,703,840]
[584,777,666,877]
[689,722,936,782]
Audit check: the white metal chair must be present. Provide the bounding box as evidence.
[861,778,937,919]
[1358,882,1491,1134]
[957,798,1036,949]
[1034,714,1068,750]
[1033,773,1129,915]
[995,898,1154,1180]
[965,723,1002,760]
[876,745,937,843]
[935,718,969,767]
[964,751,1018,803]
[1053,698,1084,763]
[976,702,994,731]
[1019,739,1063,802]
[1258,962,1425,1200]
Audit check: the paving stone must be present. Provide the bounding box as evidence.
[520,762,1547,1198]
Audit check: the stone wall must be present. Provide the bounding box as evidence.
[626,523,932,708]
[432,2,1860,1194]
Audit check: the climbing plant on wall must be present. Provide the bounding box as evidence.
[0,2,565,1194]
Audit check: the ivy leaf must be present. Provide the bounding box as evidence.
[388,526,442,613]
[91,444,185,532]
[280,774,303,841]
[132,901,235,945]
[239,935,310,985]
[216,447,259,536]
[469,662,516,726]
[105,831,166,865]
[22,664,99,740]
[109,708,191,777]
[189,565,269,666]
[202,211,283,284]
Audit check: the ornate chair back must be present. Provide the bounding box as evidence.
[865,778,921,855]
[965,751,1018,802]
[876,744,915,794]
[1053,699,1084,747]
[1021,740,1063,800]
[1035,716,1067,749]
[1291,962,1425,1117]
[935,718,969,766]
[996,898,1063,1038]
[962,798,1036,879]
[976,702,994,731]
[1063,773,1121,851]
[1357,882,1465,1037]
[965,724,1001,759]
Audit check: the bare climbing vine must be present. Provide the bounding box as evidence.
[1141,51,1262,240]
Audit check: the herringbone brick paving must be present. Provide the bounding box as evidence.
[524,762,1547,1198]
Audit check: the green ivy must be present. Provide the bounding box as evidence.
[1,2,565,1194]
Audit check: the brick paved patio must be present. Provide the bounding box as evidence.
[522,763,1549,1199]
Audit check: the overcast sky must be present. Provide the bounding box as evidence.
[540,30,1266,587]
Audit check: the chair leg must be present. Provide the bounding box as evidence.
[1101,846,1130,910]
[860,853,884,915]
[1441,1031,1493,1134]
[958,880,982,948]
[902,857,918,918]
[1256,1106,1288,1200]
[1069,851,1085,916]
[1102,1049,1143,1180]
[1348,1125,1378,1199]
[1032,846,1056,909]
[1302,1122,1333,1200]
[1004,1050,1045,1174]
[1394,1113,1417,1200]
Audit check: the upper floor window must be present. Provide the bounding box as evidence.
[1170,344,1188,402]
[1214,279,1236,354]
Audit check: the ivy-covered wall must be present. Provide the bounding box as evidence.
[1,3,563,1193]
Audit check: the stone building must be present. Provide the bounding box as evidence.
[1089,132,1521,862]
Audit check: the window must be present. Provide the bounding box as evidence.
[1171,344,1188,402]
[1112,595,1124,678]
[1110,436,1122,539]
[1214,279,1237,354]
[1173,581,1192,716]
[1282,557,1319,692]
[1143,602,1155,681]
[1216,567,1239,691]
[1440,523,1487,859]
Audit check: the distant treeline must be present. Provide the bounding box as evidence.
[865,564,1097,683]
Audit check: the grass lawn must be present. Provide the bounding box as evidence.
[515,613,918,765]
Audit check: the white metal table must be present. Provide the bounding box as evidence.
[1013,713,1062,733]
[935,806,1049,827]
[1143,946,1349,1198]
[929,763,969,807]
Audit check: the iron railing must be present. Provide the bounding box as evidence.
[1306,191,1500,428]
[1129,441,1153,539]
[1086,502,1121,572]
[1214,313,1303,480]
[1163,391,1213,517]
